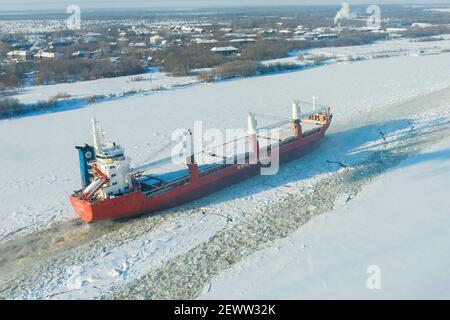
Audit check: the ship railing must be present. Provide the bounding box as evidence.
[256,107,327,131]
[299,106,327,120]
[200,163,230,177]
[278,136,297,148]
[302,127,322,138]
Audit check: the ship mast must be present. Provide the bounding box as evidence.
[291,100,301,121]
[91,118,102,151]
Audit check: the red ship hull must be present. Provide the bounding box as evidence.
[70,120,331,222]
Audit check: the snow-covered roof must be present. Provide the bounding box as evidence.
[130,42,147,48]
[230,38,256,43]
[193,38,218,44]
[210,46,239,53]
[34,51,62,58]
[7,50,29,56]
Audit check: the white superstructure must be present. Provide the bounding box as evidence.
[86,118,133,199]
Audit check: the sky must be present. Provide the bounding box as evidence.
[1,0,449,12]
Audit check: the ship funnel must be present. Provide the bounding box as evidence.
[292,100,301,120]
[247,112,257,135]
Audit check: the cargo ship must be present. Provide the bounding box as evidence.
[70,98,332,222]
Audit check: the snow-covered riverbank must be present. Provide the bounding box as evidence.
[8,35,450,111]
[200,136,450,299]
[264,35,450,66]
[11,71,198,105]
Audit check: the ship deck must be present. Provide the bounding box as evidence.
[137,120,322,195]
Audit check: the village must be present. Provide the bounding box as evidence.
[1,5,449,91]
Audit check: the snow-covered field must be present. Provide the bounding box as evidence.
[308,34,450,59]
[427,8,450,13]
[200,136,450,299]
[13,71,198,105]
[263,35,450,67]
[1,46,450,299]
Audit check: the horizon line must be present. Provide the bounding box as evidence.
[0,2,449,14]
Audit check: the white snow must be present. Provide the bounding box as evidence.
[1,47,450,299]
[14,71,198,105]
[263,35,450,67]
[427,8,450,13]
[308,35,450,59]
[51,212,232,299]
[200,136,450,299]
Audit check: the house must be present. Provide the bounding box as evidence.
[181,26,195,33]
[229,38,256,44]
[317,33,338,40]
[357,26,381,32]
[109,57,120,64]
[149,35,165,45]
[129,42,147,48]
[6,50,32,61]
[34,52,63,60]
[71,50,86,58]
[411,23,433,28]
[118,37,129,46]
[210,46,239,56]
[386,27,407,33]
[386,27,407,35]
[85,32,102,43]
[91,48,106,58]
[194,27,205,33]
[258,29,277,36]
[279,29,293,36]
[192,38,218,44]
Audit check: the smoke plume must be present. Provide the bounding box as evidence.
[334,2,356,25]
